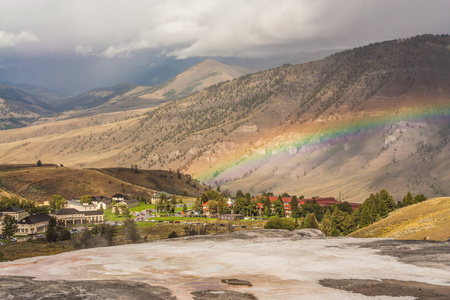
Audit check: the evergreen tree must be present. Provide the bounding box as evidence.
[272,199,285,217]
[2,215,18,238]
[304,213,319,229]
[414,194,427,204]
[402,192,414,207]
[291,196,300,218]
[320,210,333,236]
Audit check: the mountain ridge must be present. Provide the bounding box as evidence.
[0,34,449,202]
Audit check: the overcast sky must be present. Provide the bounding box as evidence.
[0,0,449,95]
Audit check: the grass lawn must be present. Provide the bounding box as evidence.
[129,202,156,212]
[104,210,129,222]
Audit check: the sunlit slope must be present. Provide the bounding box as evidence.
[0,35,449,202]
[350,197,450,241]
[0,165,205,202]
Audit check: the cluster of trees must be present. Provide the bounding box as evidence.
[45,217,71,242]
[192,190,231,215]
[400,192,427,207]
[74,219,140,249]
[0,196,48,214]
[254,189,428,237]
[156,194,178,213]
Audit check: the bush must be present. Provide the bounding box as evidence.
[168,231,178,238]
[264,217,296,231]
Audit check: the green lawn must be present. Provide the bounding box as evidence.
[129,202,156,212]
[104,209,129,222]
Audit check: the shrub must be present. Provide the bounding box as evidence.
[264,217,296,231]
[168,231,178,238]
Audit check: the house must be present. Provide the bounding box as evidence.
[151,191,172,204]
[121,199,139,208]
[51,208,104,227]
[0,206,29,221]
[217,214,243,220]
[16,214,51,235]
[111,194,125,201]
[65,200,98,211]
[91,196,113,209]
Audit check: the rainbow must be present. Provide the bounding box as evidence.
[195,104,450,183]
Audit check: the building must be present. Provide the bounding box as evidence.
[217,214,243,220]
[92,196,113,209]
[65,200,98,211]
[111,194,125,201]
[16,214,51,235]
[0,206,29,221]
[51,208,104,227]
[151,191,172,204]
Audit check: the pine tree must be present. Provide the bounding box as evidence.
[2,215,18,238]
[304,213,319,229]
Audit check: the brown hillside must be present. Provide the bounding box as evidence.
[0,165,205,202]
[350,197,450,241]
[0,35,449,202]
[94,168,206,197]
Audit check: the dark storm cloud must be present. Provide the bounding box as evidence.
[0,0,448,94]
[1,0,448,59]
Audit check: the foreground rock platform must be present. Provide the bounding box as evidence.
[0,230,448,299]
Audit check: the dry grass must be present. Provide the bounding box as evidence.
[350,197,450,241]
[0,165,207,202]
[0,240,74,261]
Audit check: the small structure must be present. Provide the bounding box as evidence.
[17,214,51,235]
[217,214,243,221]
[65,200,97,211]
[0,206,29,221]
[151,191,172,204]
[111,194,125,201]
[121,199,139,208]
[92,196,112,210]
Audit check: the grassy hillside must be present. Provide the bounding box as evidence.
[0,165,206,202]
[95,168,206,197]
[349,197,450,241]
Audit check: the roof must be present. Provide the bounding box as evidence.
[111,194,125,198]
[18,214,51,224]
[92,196,110,202]
[153,191,172,198]
[1,206,26,213]
[52,208,83,215]
[123,199,138,204]
[83,210,104,216]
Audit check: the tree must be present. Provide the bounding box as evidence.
[37,160,42,166]
[304,213,319,229]
[320,211,333,236]
[182,203,187,214]
[80,195,92,204]
[2,215,18,238]
[264,217,295,230]
[50,195,66,212]
[414,194,427,203]
[272,199,285,217]
[46,217,70,242]
[291,196,300,218]
[114,206,120,216]
[122,219,140,243]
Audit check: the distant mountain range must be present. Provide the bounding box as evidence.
[0,60,251,128]
[0,34,449,203]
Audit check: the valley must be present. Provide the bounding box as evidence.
[1,35,449,203]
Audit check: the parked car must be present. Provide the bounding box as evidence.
[241,225,247,228]
[150,219,157,223]
[174,221,180,224]
[10,238,17,242]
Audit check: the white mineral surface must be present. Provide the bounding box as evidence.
[0,234,448,299]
